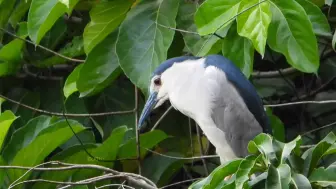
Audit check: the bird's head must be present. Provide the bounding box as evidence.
[137,56,200,129]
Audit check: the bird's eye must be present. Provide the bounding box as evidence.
[154,78,161,86]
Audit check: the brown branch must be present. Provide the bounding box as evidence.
[251,67,297,78]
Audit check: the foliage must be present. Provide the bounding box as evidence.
[0,0,334,188]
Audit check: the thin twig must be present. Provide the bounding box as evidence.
[151,106,173,131]
[135,86,142,175]
[0,28,85,63]
[302,120,336,136]
[265,100,336,107]
[195,123,209,175]
[0,93,136,117]
[142,147,219,160]
[159,178,202,189]
[96,183,135,189]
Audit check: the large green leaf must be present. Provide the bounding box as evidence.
[235,155,259,188]
[291,173,312,189]
[28,0,79,44]
[189,159,242,189]
[8,119,85,182]
[63,64,83,98]
[222,22,254,78]
[116,0,179,93]
[303,132,336,176]
[237,0,272,56]
[273,136,302,165]
[118,130,169,159]
[83,0,134,54]
[309,163,336,187]
[0,110,17,151]
[266,164,291,189]
[194,0,240,36]
[77,31,121,97]
[267,0,319,73]
[2,115,52,163]
[34,126,129,189]
[176,1,229,56]
[296,0,331,37]
[248,133,275,162]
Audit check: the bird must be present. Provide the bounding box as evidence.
[137,54,272,164]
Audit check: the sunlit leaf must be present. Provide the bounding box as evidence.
[291,173,312,189]
[28,0,79,44]
[237,0,272,56]
[83,0,134,54]
[267,0,319,73]
[0,111,17,151]
[63,64,83,98]
[309,163,336,187]
[194,0,240,35]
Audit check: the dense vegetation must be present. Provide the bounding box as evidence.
[0,0,335,188]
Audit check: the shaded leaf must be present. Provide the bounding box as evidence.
[291,173,312,189]
[8,119,85,182]
[28,0,79,44]
[266,164,291,189]
[142,152,184,186]
[0,38,26,76]
[296,0,331,37]
[309,164,336,187]
[267,0,319,73]
[35,126,128,189]
[194,0,240,35]
[83,0,134,54]
[2,115,52,163]
[0,110,17,151]
[235,155,259,188]
[63,64,83,98]
[9,0,32,28]
[222,22,254,78]
[266,108,285,142]
[116,0,179,93]
[237,0,272,56]
[0,0,16,41]
[118,130,169,159]
[77,31,121,97]
[303,132,336,176]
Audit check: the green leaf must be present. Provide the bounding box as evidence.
[248,133,275,162]
[235,155,259,188]
[78,31,121,97]
[63,64,83,98]
[83,0,134,54]
[237,0,272,56]
[266,108,285,142]
[274,136,302,165]
[267,0,319,73]
[0,0,16,41]
[291,173,312,189]
[118,130,169,159]
[116,0,179,93]
[8,119,85,182]
[0,111,17,151]
[176,1,229,56]
[303,132,336,176]
[194,0,240,36]
[142,152,184,186]
[309,164,336,187]
[296,0,331,37]
[266,164,291,189]
[189,159,242,189]
[222,22,254,78]
[9,0,32,28]
[0,38,26,76]
[28,0,79,44]
[2,115,52,163]
[35,126,128,189]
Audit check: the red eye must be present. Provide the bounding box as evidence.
[154,78,161,86]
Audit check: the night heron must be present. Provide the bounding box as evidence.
[138,55,272,163]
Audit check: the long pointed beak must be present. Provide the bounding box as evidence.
[138,92,158,129]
